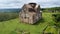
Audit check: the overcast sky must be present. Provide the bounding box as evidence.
[0,0,60,8]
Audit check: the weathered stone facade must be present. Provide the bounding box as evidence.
[19,3,42,24]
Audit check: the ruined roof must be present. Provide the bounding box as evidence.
[29,3,36,8]
[29,3,36,5]
[24,3,37,8]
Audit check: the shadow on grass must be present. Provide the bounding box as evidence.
[33,18,45,25]
[19,18,45,25]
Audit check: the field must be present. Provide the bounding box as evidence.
[0,13,59,34]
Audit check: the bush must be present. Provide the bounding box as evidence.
[52,14,60,22]
[0,13,18,22]
[52,14,60,28]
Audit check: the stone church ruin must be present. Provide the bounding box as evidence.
[19,3,42,24]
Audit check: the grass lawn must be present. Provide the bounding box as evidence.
[44,26,58,34]
[0,13,58,34]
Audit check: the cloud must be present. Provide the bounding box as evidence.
[0,0,60,8]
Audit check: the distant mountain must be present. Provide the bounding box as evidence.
[41,7,60,11]
[41,7,60,12]
[0,8,21,13]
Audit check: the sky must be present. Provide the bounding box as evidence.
[0,0,60,9]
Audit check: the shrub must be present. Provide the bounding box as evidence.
[52,14,60,22]
[0,13,18,22]
[52,14,60,28]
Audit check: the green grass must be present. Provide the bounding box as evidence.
[0,13,58,34]
[45,26,58,34]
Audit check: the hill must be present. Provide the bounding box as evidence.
[41,7,60,12]
[0,8,21,13]
[0,13,59,34]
